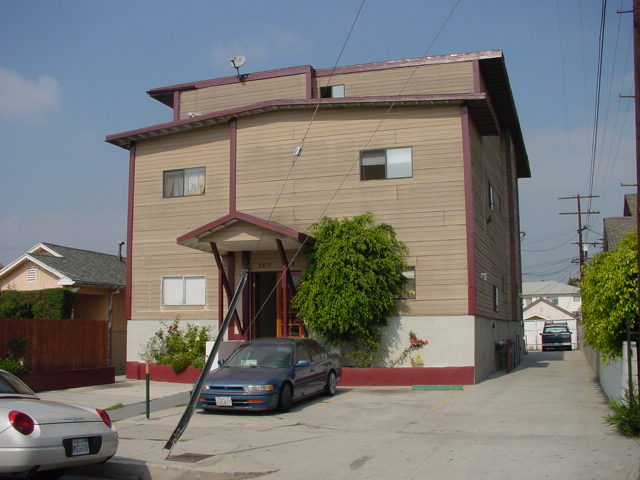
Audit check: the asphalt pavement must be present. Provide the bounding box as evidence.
[36,350,640,480]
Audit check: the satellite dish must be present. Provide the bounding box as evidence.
[230,56,246,69]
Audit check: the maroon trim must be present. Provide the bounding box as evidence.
[125,144,136,321]
[505,136,519,321]
[106,94,487,148]
[340,366,475,386]
[229,119,237,212]
[472,59,482,93]
[172,91,180,121]
[242,251,251,340]
[306,67,315,99]
[276,239,292,337]
[226,252,242,340]
[461,106,476,315]
[315,50,503,77]
[211,242,243,335]
[177,211,312,246]
[147,65,315,106]
[126,362,200,383]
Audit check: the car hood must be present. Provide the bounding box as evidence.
[205,366,289,385]
[0,398,100,425]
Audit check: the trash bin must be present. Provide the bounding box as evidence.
[495,341,507,370]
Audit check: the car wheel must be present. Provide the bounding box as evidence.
[324,371,337,396]
[277,383,293,412]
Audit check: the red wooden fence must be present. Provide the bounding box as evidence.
[0,318,108,373]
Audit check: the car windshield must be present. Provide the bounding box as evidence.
[225,343,293,368]
[0,371,36,396]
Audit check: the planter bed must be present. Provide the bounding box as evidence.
[126,361,201,383]
[126,362,474,386]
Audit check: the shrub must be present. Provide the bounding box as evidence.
[604,388,640,438]
[0,288,73,319]
[0,354,28,374]
[30,289,74,319]
[141,318,212,372]
[292,213,407,366]
[0,290,32,318]
[0,337,28,374]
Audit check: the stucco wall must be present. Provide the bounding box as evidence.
[474,316,524,382]
[127,318,217,363]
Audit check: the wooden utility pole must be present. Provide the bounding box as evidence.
[559,194,600,275]
[633,0,639,396]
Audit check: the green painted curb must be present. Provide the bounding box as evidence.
[411,385,463,390]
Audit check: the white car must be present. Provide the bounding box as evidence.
[0,369,118,478]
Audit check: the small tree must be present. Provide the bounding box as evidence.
[292,213,407,366]
[580,232,637,360]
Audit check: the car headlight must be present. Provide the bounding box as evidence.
[243,384,274,393]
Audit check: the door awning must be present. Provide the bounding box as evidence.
[177,211,313,255]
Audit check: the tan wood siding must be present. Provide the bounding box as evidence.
[317,62,475,97]
[180,74,308,118]
[469,120,515,320]
[235,106,468,316]
[131,127,231,320]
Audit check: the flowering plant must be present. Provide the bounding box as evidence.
[409,331,428,348]
[388,331,429,367]
[141,317,211,372]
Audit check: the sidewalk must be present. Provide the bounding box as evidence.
[39,351,640,480]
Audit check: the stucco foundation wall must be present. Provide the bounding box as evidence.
[126,318,218,363]
[381,315,475,367]
[474,316,524,382]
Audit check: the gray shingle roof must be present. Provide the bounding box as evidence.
[31,243,125,288]
[603,193,637,251]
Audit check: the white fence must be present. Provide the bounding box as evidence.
[583,340,638,402]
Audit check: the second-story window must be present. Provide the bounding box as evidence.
[360,147,412,180]
[320,84,345,98]
[163,167,205,198]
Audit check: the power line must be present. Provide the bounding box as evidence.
[587,0,608,216]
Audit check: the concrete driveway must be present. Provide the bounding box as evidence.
[53,350,640,479]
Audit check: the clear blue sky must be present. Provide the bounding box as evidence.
[0,0,635,283]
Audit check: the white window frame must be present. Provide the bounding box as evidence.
[360,147,412,180]
[162,275,206,306]
[399,266,416,299]
[488,183,495,212]
[163,167,206,198]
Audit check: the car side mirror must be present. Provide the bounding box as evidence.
[296,359,310,368]
[218,359,225,367]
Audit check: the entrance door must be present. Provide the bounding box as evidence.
[251,271,304,338]
[252,272,278,338]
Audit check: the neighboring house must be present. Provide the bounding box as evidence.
[522,281,581,351]
[0,243,126,371]
[107,50,530,383]
[523,299,579,351]
[521,280,581,314]
[603,193,636,251]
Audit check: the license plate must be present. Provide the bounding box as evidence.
[215,396,232,406]
[71,438,90,456]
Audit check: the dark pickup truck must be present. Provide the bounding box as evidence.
[541,322,572,351]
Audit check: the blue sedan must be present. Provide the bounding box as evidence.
[197,338,341,412]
